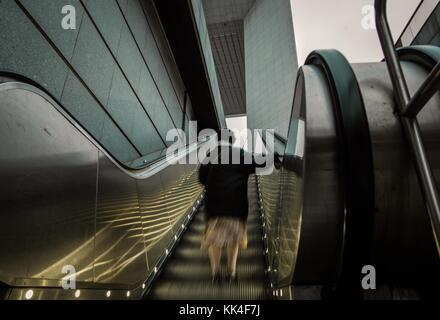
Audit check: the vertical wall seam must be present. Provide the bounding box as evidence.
[59,7,86,101]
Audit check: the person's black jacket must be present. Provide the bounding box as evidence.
[198,144,272,222]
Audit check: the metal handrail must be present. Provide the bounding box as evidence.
[375,0,440,248]
[403,61,440,117]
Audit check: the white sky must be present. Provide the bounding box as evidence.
[226,116,249,148]
[291,0,421,64]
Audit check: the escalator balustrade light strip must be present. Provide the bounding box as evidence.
[106,291,111,298]
[25,290,33,300]
[154,267,158,274]
[75,290,81,298]
[142,284,146,289]
[126,291,131,298]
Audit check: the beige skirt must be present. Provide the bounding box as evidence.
[201,217,248,249]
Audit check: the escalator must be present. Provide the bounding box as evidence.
[147,178,267,300]
[259,45,440,299]
[1,47,439,300]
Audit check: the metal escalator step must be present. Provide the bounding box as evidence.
[179,233,263,247]
[188,221,261,233]
[148,190,267,300]
[171,248,264,263]
[149,280,267,300]
[158,262,266,282]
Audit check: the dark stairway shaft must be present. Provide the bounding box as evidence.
[148,182,267,300]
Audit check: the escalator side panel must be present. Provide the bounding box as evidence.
[0,82,203,299]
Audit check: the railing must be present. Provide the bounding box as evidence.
[375,0,440,246]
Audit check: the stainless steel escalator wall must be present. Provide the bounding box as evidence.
[258,48,440,300]
[257,120,304,299]
[258,67,341,299]
[352,60,440,294]
[0,82,203,300]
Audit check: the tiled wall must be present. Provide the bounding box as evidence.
[412,2,440,46]
[0,0,194,166]
[244,0,298,138]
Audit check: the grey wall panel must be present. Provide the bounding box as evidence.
[119,0,186,131]
[244,0,298,138]
[116,23,143,92]
[124,0,149,51]
[1,0,193,167]
[70,14,115,107]
[19,0,85,61]
[142,0,187,113]
[116,0,129,14]
[0,1,69,99]
[138,64,176,145]
[61,71,106,140]
[413,3,440,46]
[61,70,140,163]
[141,18,184,129]
[100,117,140,163]
[84,0,125,57]
[106,67,165,155]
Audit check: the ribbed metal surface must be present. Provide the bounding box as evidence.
[208,20,246,116]
[148,180,267,300]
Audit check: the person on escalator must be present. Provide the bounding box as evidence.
[198,130,281,283]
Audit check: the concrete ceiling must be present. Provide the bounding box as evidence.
[203,0,255,24]
[203,0,256,116]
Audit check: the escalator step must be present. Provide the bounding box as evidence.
[148,186,267,300]
[149,280,267,300]
[158,262,266,282]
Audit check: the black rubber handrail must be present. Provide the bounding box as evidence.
[306,50,376,299]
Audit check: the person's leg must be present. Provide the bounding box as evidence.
[208,245,222,279]
[226,243,239,278]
